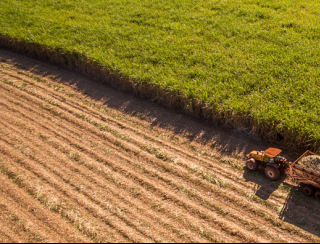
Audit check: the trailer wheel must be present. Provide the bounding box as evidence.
[246,159,257,171]
[302,185,314,196]
[265,166,280,181]
[315,191,320,200]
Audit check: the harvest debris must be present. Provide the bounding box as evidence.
[300,155,320,173]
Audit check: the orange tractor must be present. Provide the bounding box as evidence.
[246,148,287,181]
[246,148,320,199]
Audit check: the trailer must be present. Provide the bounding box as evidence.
[246,148,320,200]
[286,150,320,199]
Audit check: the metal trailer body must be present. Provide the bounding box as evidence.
[246,148,320,199]
[286,150,320,198]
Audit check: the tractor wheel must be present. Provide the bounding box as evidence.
[265,166,280,181]
[246,159,257,171]
[315,190,320,200]
[303,185,314,196]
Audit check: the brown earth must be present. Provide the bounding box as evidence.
[1,49,320,243]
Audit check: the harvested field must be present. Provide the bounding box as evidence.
[1,49,320,242]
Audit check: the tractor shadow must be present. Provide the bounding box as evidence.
[243,167,285,200]
[243,168,320,237]
[279,186,320,237]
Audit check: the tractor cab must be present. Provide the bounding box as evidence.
[246,148,286,180]
[264,148,284,164]
[246,148,282,163]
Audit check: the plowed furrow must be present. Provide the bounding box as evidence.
[0,93,312,242]
[0,91,304,242]
[0,139,153,243]
[0,98,250,243]
[0,98,205,241]
[0,174,83,243]
[0,111,278,244]
[0,112,231,242]
[0,85,318,243]
[0,215,29,243]
[0,150,131,243]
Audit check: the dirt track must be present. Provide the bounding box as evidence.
[1,49,320,242]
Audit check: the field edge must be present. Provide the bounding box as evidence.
[0,34,318,154]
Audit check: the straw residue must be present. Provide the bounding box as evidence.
[299,155,320,173]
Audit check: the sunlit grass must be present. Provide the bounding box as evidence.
[1,0,320,147]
